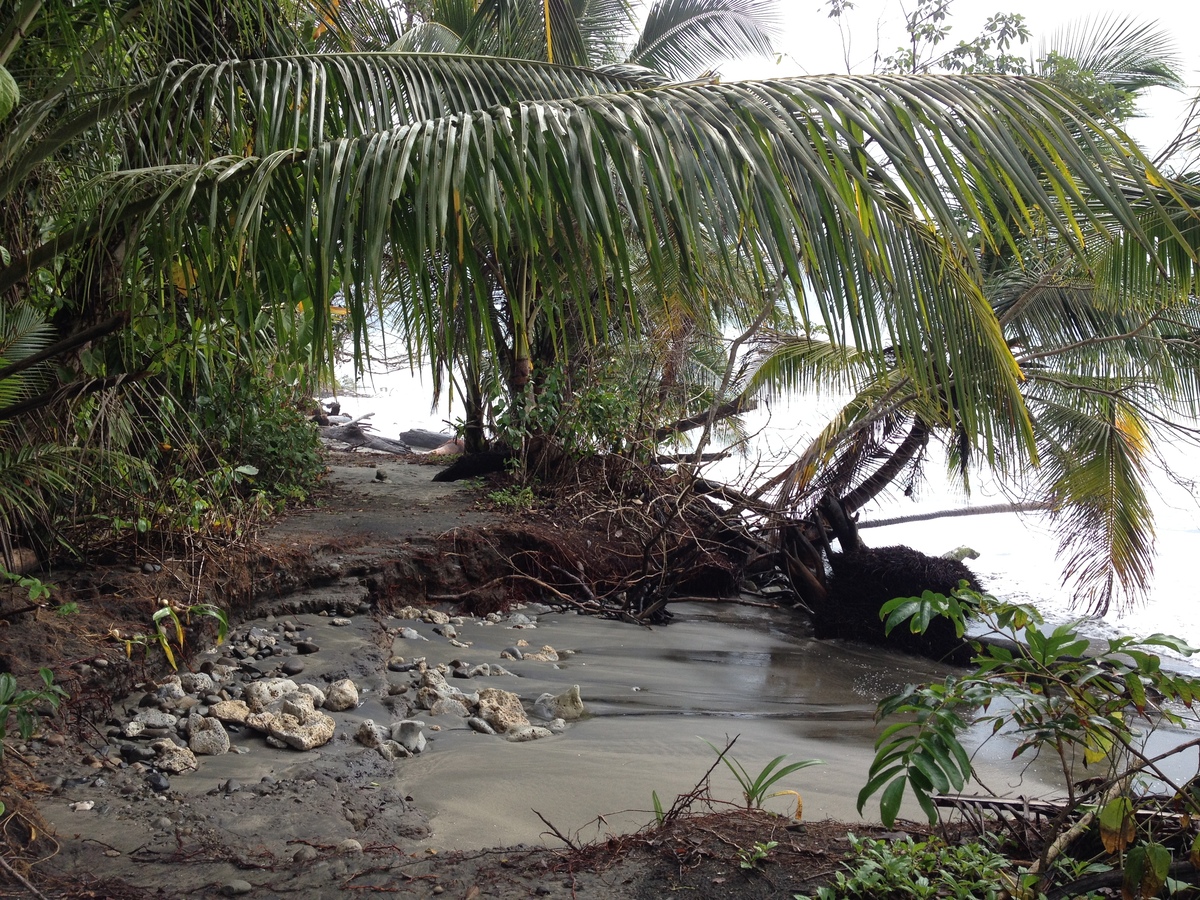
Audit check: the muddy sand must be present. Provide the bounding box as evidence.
[3,459,1040,899]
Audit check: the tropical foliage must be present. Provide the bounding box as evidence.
[746,11,1200,613]
[0,0,1197,596]
[859,584,1200,899]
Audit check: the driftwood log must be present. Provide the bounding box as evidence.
[400,428,456,450]
[318,415,411,454]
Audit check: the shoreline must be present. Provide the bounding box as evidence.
[0,456,1081,896]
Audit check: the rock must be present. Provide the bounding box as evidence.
[415,687,442,710]
[151,741,197,774]
[336,839,363,856]
[119,744,155,763]
[281,659,306,676]
[188,717,230,755]
[467,717,496,735]
[942,545,981,561]
[378,740,411,761]
[468,664,493,678]
[180,672,215,695]
[293,845,319,863]
[523,645,560,662]
[506,726,553,742]
[354,720,389,749]
[134,709,178,729]
[507,613,534,627]
[548,718,567,734]
[433,624,457,639]
[281,693,316,720]
[500,646,524,661]
[476,688,529,734]
[122,720,146,739]
[387,656,411,671]
[324,679,359,711]
[331,617,353,627]
[145,771,170,792]
[294,640,320,654]
[209,699,251,725]
[429,697,470,717]
[296,683,326,708]
[393,606,423,620]
[155,681,187,703]
[399,627,427,641]
[267,708,336,751]
[390,721,427,754]
[422,609,450,625]
[535,685,586,721]
[221,880,253,896]
[242,678,299,712]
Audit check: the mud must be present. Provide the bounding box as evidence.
[7,459,1055,898]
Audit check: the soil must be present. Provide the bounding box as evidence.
[1,451,940,899]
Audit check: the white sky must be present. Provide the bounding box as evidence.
[722,0,1200,159]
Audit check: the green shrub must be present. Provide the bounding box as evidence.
[797,834,1012,900]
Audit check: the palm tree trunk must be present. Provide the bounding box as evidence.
[841,418,930,515]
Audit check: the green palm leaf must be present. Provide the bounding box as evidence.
[629,0,778,80]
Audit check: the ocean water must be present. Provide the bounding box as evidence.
[329,364,1200,660]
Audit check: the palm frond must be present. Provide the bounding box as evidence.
[629,0,778,80]
[1039,15,1183,98]
[746,333,870,402]
[1031,386,1155,614]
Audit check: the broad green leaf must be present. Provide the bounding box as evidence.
[1099,796,1135,854]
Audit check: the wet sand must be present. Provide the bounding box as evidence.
[384,601,1062,849]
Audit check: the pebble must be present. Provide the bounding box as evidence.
[293,845,319,863]
[400,627,427,641]
[146,772,170,792]
[221,880,252,896]
[294,641,320,654]
[501,646,524,660]
[331,617,353,626]
[336,838,363,856]
[281,659,306,675]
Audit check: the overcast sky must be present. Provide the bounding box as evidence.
[722,0,1200,158]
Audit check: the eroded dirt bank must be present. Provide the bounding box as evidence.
[3,459,1000,899]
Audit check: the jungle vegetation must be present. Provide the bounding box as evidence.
[0,0,1198,618]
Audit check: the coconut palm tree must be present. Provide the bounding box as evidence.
[745,16,1200,614]
[0,0,1196,560]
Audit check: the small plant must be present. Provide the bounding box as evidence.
[859,584,1200,896]
[795,834,1015,900]
[114,599,228,670]
[0,564,51,604]
[487,485,534,511]
[702,737,822,818]
[0,668,68,758]
[738,840,778,869]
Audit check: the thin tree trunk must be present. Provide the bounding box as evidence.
[841,418,930,514]
[857,501,1054,529]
